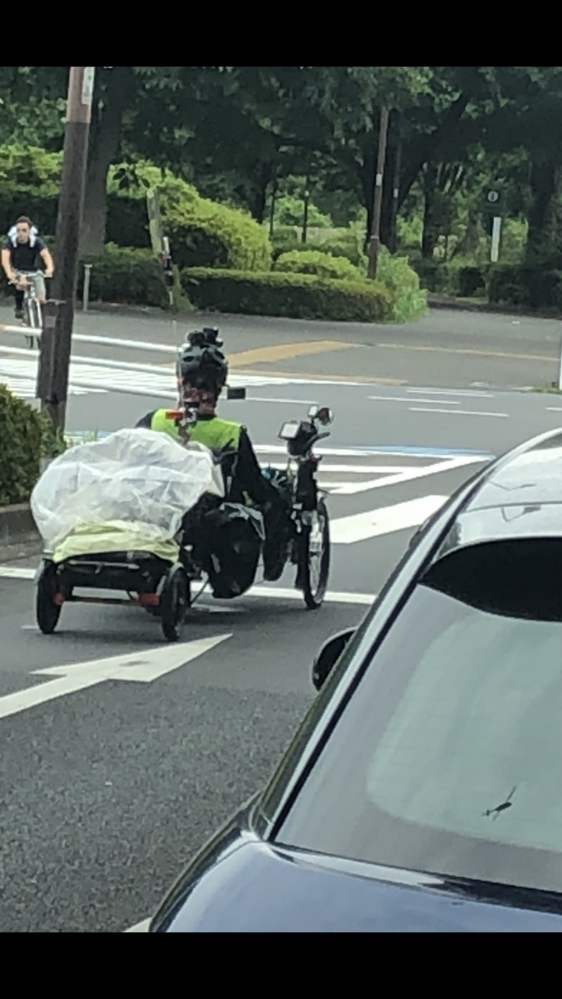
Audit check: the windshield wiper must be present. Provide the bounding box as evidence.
[483,785,517,821]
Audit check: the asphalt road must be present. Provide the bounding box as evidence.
[1,300,562,392]
[2,302,562,932]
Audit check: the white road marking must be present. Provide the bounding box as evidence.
[331,495,448,544]
[546,407,562,412]
[247,586,375,605]
[368,396,460,406]
[409,408,508,418]
[0,567,38,579]
[265,461,425,474]
[0,567,376,605]
[330,454,485,496]
[407,387,494,398]
[0,357,370,396]
[254,444,492,460]
[245,397,318,405]
[0,635,232,721]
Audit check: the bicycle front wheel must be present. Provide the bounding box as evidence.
[26,297,42,331]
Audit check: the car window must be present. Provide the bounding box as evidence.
[276,539,562,894]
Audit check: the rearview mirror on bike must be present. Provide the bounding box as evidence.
[308,404,333,426]
[226,386,246,400]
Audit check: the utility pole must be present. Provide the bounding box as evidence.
[388,117,402,255]
[367,106,390,280]
[38,67,95,433]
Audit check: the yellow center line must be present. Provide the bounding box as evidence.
[228,340,360,368]
[235,368,407,385]
[378,342,557,363]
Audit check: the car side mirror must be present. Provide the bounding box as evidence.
[312,628,355,691]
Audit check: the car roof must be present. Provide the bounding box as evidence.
[431,427,562,561]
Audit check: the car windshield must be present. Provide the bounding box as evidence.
[276,538,562,895]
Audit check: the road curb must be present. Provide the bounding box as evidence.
[0,503,40,550]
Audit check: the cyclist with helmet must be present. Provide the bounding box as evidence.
[135,327,290,582]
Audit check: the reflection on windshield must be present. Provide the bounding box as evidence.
[364,601,562,853]
[484,786,517,821]
[277,541,562,894]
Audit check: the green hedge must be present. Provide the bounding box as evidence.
[411,260,489,299]
[0,385,43,506]
[309,239,367,269]
[77,244,172,308]
[182,268,394,322]
[410,260,453,294]
[456,266,488,298]
[375,248,428,323]
[271,233,367,268]
[488,265,562,309]
[275,249,362,281]
[109,162,272,272]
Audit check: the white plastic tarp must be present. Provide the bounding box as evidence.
[31,427,224,556]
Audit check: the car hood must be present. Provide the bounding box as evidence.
[151,831,562,933]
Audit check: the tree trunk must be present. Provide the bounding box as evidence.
[360,144,376,251]
[248,160,274,224]
[80,67,136,257]
[422,163,439,260]
[380,152,395,248]
[525,158,561,264]
[397,92,470,216]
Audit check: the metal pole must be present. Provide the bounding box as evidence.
[558,330,562,392]
[83,263,93,312]
[389,121,402,255]
[367,106,390,280]
[491,216,502,264]
[41,66,95,432]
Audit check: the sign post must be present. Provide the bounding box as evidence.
[485,190,503,264]
[147,188,174,308]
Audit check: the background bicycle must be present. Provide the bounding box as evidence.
[11,271,47,348]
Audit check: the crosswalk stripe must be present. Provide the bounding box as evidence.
[331,495,448,544]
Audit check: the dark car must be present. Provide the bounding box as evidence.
[149,428,562,932]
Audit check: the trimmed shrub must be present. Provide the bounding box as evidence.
[182,268,394,323]
[0,385,43,506]
[410,260,454,295]
[108,162,272,272]
[456,265,488,298]
[376,247,428,323]
[488,265,562,309]
[77,244,172,309]
[410,260,490,300]
[313,240,368,268]
[275,249,363,281]
[270,225,301,243]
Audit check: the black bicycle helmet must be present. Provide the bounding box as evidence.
[178,327,228,393]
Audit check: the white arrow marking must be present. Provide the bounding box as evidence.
[331,495,448,544]
[0,635,231,721]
